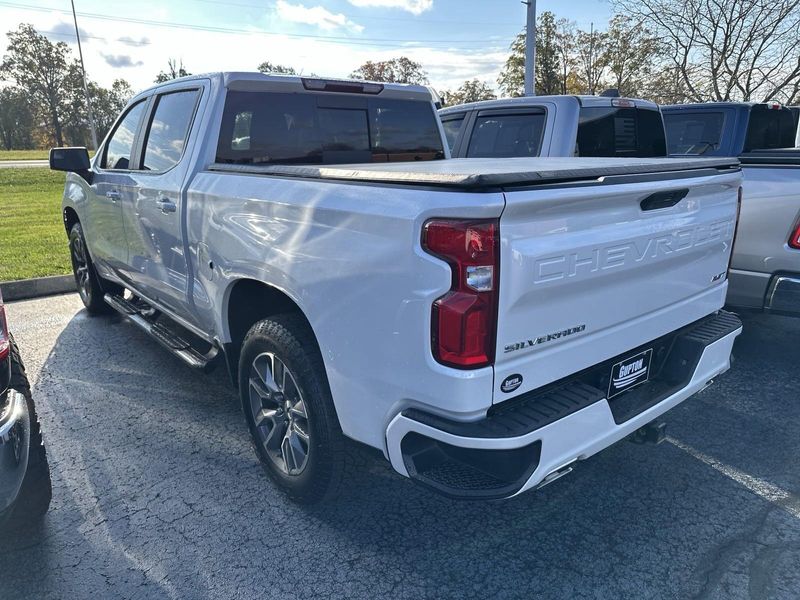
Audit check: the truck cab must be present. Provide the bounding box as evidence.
[440,95,666,159]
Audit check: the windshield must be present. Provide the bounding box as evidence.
[216,91,445,165]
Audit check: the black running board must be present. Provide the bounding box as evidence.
[104,293,219,371]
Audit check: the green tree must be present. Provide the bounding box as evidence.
[602,15,662,97]
[257,61,297,75]
[496,30,525,97]
[0,23,82,146]
[497,11,565,97]
[155,58,190,83]
[574,27,608,95]
[61,62,93,146]
[440,79,496,106]
[536,11,561,95]
[555,18,577,94]
[0,87,34,150]
[92,79,135,139]
[350,57,429,84]
[61,76,135,147]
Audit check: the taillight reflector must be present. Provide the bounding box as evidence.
[790,221,800,250]
[422,219,499,369]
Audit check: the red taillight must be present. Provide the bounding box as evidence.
[422,219,499,369]
[790,220,800,250]
[0,289,8,362]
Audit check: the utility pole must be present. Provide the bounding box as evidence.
[523,0,536,96]
[70,0,98,150]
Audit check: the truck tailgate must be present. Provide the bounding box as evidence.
[494,169,740,402]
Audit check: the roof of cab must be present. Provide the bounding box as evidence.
[134,71,434,102]
[438,94,659,115]
[662,101,790,111]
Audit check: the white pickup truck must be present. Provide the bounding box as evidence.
[51,73,743,502]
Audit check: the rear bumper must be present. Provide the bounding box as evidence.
[765,275,800,316]
[0,389,30,515]
[728,269,800,316]
[386,312,742,499]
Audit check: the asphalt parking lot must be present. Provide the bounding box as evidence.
[1,294,798,600]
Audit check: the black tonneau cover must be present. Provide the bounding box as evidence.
[209,156,739,190]
[739,148,800,166]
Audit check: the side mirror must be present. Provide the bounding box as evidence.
[49,147,91,172]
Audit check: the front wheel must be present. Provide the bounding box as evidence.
[239,314,349,504]
[68,222,120,315]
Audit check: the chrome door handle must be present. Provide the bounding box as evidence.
[156,198,177,214]
[106,190,121,201]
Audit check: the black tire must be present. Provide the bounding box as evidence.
[6,336,52,524]
[68,222,121,315]
[238,314,349,504]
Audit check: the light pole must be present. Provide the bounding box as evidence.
[70,0,98,150]
[523,0,536,96]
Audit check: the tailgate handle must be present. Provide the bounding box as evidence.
[640,189,689,211]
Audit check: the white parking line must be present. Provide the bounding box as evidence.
[667,436,800,519]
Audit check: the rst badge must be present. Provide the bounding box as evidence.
[608,349,653,399]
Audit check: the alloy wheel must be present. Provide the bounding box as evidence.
[70,234,91,302]
[248,352,311,476]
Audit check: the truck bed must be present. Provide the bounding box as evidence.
[208,156,739,190]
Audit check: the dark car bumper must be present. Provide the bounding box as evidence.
[0,387,31,519]
[765,274,800,316]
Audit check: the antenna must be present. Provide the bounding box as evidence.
[70,0,98,150]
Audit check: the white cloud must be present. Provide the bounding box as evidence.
[347,0,433,16]
[276,1,364,33]
[0,5,505,96]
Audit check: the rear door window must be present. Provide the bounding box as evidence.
[663,112,726,155]
[744,106,796,151]
[441,114,466,152]
[215,91,444,165]
[141,89,200,172]
[466,111,546,158]
[102,100,147,170]
[577,107,667,157]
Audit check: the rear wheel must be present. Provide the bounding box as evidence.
[239,314,349,504]
[68,222,121,315]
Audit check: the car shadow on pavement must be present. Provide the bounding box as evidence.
[1,308,799,600]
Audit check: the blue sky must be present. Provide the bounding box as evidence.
[0,0,612,92]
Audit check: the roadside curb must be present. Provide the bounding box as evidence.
[0,275,75,302]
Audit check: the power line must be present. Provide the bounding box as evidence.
[0,1,512,47]
[38,25,507,52]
